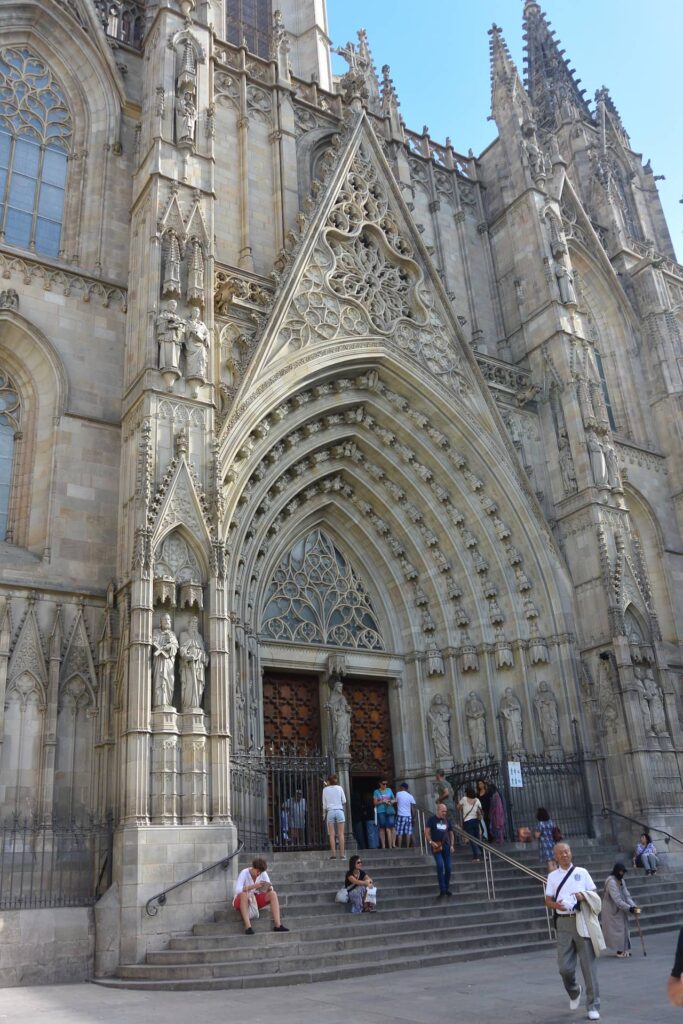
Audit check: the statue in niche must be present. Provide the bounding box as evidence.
[603,441,622,491]
[152,612,179,708]
[534,680,561,750]
[176,90,197,145]
[428,694,452,760]
[162,230,182,298]
[555,258,577,305]
[325,678,351,758]
[499,687,524,754]
[187,238,205,306]
[521,121,546,180]
[587,430,608,487]
[636,668,668,737]
[465,690,487,755]
[185,307,210,383]
[557,429,578,494]
[156,299,186,373]
[235,672,246,750]
[179,615,209,710]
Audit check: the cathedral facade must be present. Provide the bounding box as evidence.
[0,0,681,969]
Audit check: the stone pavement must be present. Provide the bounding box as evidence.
[1,927,680,1024]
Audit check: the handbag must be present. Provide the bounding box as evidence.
[335,886,350,904]
[365,886,377,905]
[429,839,444,854]
[247,894,260,919]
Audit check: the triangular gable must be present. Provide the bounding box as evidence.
[8,604,47,696]
[60,607,97,702]
[151,457,212,547]
[240,115,489,411]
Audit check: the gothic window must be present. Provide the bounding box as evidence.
[261,528,385,650]
[0,47,72,258]
[226,0,273,59]
[0,369,20,541]
[594,349,617,431]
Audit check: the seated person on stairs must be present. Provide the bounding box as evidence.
[233,857,289,936]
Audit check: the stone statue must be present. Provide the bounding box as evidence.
[587,431,608,487]
[557,429,578,494]
[499,687,524,754]
[184,307,210,382]
[603,441,622,491]
[152,613,179,708]
[186,238,205,306]
[534,680,561,750]
[179,615,209,710]
[325,678,351,758]
[162,229,182,298]
[156,299,185,373]
[637,668,668,737]
[555,259,577,305]
[428,694,452,760]
[465,690,487,755]
[521,124,546,180]
[176,91,197,144]
[235,674,246,750]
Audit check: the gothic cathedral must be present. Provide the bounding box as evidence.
[0,0,681,969]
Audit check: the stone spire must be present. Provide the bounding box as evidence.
[334,28,381,111]
[522,1,591,130]
[380,64,402,135]
[595,85,630,147]
[488,22,531,124]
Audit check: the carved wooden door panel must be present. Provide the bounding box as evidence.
[262,672,322,751]
[345,678,394,779]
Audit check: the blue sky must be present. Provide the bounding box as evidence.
[327,1,683,259]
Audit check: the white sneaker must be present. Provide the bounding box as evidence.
[569,985,582,1010]
[587,1012,600,1021]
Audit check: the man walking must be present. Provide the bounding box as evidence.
[424,802,455,897]
[545,842,601,1020]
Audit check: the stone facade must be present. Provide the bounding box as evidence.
[0,0,681,973]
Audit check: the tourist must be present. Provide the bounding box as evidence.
[395,781,416,848]
[373,778,397,849]
[633,832,658,875]
[602,862,639,958]
[424,802,455,897]
[457,784,483,861]
[233,857,289,936]
[534,807,557,869]
[545,842,601,1020]
[344,854,376,913]
[284,789,307,845]
[668,928,683,1006]
[487,783,507,843]
[322,773,347,859]
[434,769,455,814]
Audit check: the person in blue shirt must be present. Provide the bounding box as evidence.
[424,802,455,897]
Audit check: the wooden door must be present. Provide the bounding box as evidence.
[262,671,322,752]
[345,678,394,780]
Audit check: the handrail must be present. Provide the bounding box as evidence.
[416,809,553,940]
[145,839,244,916]
[601,807,683,849]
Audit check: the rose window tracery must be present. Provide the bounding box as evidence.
[328,230,416,334]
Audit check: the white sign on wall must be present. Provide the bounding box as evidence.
[508,761,523,788]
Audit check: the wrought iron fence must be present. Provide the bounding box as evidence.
[231,749,331,852]
[0,815,113,909]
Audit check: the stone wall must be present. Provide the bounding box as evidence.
[0,907,94,986]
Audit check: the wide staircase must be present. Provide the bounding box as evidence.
[98,840,682,991]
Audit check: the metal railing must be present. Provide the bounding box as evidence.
[601,807,683,849]
[416,808,554,940]
[146,840,244,916]
[0,815,112,909]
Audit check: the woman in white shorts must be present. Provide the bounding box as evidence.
[322,773,347,859]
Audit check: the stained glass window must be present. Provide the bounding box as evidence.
[226,0,272,59]
[0,47,71,258]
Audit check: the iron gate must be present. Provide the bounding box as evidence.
[231,750,331,852]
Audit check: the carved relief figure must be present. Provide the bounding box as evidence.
[534,680,561,750]
[465,690,487,755]
[428,693,452,760]
[499,687,524,754]
[325,678,351,758]
[179,615,208,710]
[152,613,179,707]
[587,430,608,487]
[156,299,185,372]
[184,307,210,382]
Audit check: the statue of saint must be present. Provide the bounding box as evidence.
[555,259,577,305]
[155,299,185,373]
[184,307,210,382]
[603,441,622,491]
[176,91,197,144]
[162,229,182,298]
[557,429,578,494]
[587,431,608,487]
[152,613,179,708]
[325,678,351,758]
[465,690,487,755]
[534,680,561,750]
[186,238,205,306]
[638,669,668,737]
[179,615,209,710]
[499,687,524,754]
[428,694,452,760]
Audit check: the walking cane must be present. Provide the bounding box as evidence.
[634,908,647,957]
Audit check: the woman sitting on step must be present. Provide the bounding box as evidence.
[345,855,377,913]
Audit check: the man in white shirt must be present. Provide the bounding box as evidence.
[395,782,416,847]
[233,857,289,936]
[545,842,601,1021]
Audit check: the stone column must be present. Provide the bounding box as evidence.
[122,546,154,824]
[180,709,207,823]
[40,607,62,820]
[208,546,231,823]
[151,707,179,823]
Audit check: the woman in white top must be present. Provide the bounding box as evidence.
[322,773,347,859]
[457,785,484,861]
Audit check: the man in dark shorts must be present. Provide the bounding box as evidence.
[424,802,455,897]
[669,927,683,1006]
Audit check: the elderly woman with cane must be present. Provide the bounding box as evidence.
[603,862,641,958]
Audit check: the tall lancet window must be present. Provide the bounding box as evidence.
[0,48,72,258]
[226,0,273,59]
[0,369,20,541]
